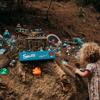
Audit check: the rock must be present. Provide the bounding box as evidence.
[0,55,10,68]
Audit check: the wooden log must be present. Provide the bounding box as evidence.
[55,57,76,78]
[47,62,66,79]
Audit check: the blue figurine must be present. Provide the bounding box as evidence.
[73,37,84,45]
[3,29,11,40]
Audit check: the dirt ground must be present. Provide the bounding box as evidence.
[0,0,100,100]
[0,60,88,100]
[32,1,100,43]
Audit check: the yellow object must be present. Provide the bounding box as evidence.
[32,67,41,76]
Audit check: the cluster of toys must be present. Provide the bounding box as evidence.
[47,36,85,55]
[0,24,85,78]
[0,29,16,54]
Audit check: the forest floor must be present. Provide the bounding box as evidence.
[0,0,100,100]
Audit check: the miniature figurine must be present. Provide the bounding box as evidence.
[3,29,11,40]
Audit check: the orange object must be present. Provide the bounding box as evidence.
[32,67,41,76]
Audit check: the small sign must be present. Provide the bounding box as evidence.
[0,68,9,75]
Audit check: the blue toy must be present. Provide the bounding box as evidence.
[3,30,11,39]
[19,50,55,61]
[73,38,84,45]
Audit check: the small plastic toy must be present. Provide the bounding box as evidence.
[6,38,16,49]
[62,41,69,48]
[0,68,9,75]
[73,37,84,45]
[9,60,16,67]
[16,23,21,33]
[3,29,11,39]
[32,67,41,76]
